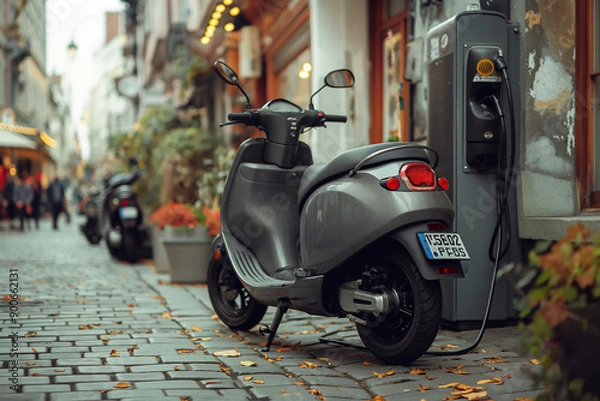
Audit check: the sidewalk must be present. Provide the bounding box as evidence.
[0,215,543,400]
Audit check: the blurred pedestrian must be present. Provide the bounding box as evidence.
[47,176,65,230]
[12,176,33,232]
[28,174,42,230]
[4,175,16,230]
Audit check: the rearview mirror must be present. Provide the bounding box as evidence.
[324,69,354,88]
[213,60,239,85]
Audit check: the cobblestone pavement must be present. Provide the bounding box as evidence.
[0,216,543,401]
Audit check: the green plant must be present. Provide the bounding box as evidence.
[502,223,600,400]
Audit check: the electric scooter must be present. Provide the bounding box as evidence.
[100,159,145,263]
[207,61,470,364]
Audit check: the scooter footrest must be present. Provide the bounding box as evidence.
[223,232,295,288]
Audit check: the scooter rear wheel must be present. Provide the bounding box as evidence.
[356,246,441,365]
[207,251,267,331]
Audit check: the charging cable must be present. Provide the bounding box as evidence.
[426,55,515,356]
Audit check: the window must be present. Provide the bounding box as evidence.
[576,0,600,207]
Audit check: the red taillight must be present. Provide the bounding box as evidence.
[120,199,130,207]
[437,266,459,275]
[384,177,400,191]
[438,177,449,191]
[427,222,447,231]
[400,163,436,191]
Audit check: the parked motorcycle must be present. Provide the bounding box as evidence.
[79,187,103,244]
[100,159,145,263]
[207,61,470,365]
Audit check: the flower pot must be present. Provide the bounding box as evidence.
[164,225,209,239]
[151,225,170,273]
[161,236,212,283]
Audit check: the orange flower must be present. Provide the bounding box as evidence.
[203,207,220,237]
[149,201,200,230]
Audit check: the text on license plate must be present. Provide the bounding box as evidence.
[417,233,470,260]
[119,206,138,219]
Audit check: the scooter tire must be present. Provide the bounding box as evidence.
[356,246,442,365]
[207,251,267,331]
[122,228,138,264]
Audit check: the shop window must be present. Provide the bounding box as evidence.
[576,0,600,207]
[277,48,312,107]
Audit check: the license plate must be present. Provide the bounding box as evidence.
[417,232,470,260]
[119,206,138,219]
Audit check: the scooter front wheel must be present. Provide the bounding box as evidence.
[356,246,442,365]
[207,251,267,331]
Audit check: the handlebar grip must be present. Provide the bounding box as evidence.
[228,112,253,122]
[326,114,347,123]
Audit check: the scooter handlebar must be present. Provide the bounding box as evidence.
[227,112,254,122]
[324,114,347,123]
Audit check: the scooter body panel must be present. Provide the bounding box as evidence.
[300,162,461,279]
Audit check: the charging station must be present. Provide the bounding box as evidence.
[426,11,522,328]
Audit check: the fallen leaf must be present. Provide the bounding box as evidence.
[418,384,431,392]
[107,330,124,335]
[438,382,460,389]
[127,303,135,308]
[253,379,264,384]
[464,390,488,400]
[31,347,37,354]
[110,350,120,357]
[243,376,253,381]
[174,366,180,371]
[409,368,427,375]
[363,360,372,366]
[477,377,503,385]
[113,382,130,389]
[443,344,460,349]
[219,365,232,375]
[79,323,102,330]
[308,389,322,395]
[161,311,172,319]
[214,350,241,357]
[372,396,387,401]
[54,369,65,372]
[513,398,536,401]
[25,362,35,366]
[299,361,319,369]
[502,374,512,379]
[76,300,89,304]
[191,324,203,332]
[450,369,471,375]
[24,332,36,338]
[177,349,197,354]
[240,360,258,367]
[210,313,219,319]
[317,357,329,363]
[529,358,541,365]
[427,376,435,380]
[31,373,39,376]
[373,370,395,378]
[150,295,164,300]
[101,337,109,345]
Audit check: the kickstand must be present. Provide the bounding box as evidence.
[259,301,290,352]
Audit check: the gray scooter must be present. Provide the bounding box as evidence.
[208,61,470,364]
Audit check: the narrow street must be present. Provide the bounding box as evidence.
[1,215,542,401]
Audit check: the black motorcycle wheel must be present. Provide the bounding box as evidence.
[356,246,442,365]
[207,251,267,331]
[122,228,138,264]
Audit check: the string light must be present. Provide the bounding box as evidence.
[201,36,210,44]
[215,4,226,12]
[224,22,235,32]
[223,0,233,5]
[229,6,240,16]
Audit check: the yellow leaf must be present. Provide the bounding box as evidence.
[214,350,241,357]
[243,376,253,381]
[31,347,37,354]
[110,349,120,357]
[409,368,427,375]
[210,313,219,319]
[24,332,37,338]
[113,382,131,389]
[177,349,197,354]
[161,311,172,319]
[191,324,203,332]
[308,389,322,395]
[372,396,387,401]
[450,370,471,375]
[373,370,395,378]
[464,390,488,400]
[77,300,89,304]
[253,379,264,384]
[426,376,435,380]
[54,369,65,372]
[299,361,319,369]
[418,384,432,391]
[529,358,541,365]
[219,365,232,375]
[240,360,258,367]
[438,382,460,389]
[477,377,503,385]
[513,398,536,401]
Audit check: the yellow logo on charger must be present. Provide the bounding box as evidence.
[476,59,495,76]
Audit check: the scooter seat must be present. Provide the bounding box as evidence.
[298,142,430,208]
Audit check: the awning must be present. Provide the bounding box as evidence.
[0,129,36,150]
